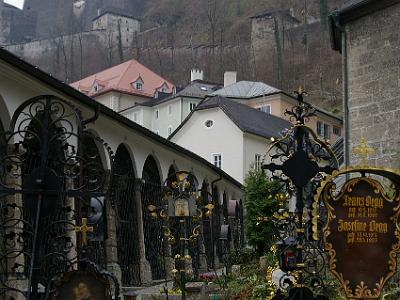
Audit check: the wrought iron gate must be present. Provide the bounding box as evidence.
[0,95,118,299]
[113,145,141,286]
[141,156,165,280]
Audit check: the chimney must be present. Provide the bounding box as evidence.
[289,7,295,18]
[224,71,237,87]
[191,69,204,82]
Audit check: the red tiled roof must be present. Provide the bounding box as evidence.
[70,59,175,98]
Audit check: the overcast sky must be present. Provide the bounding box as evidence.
[4,0,24,9]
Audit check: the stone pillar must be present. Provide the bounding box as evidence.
[164,243,174,280]
[104,203,122,286]
[228,218,235,251]
[198,237,208,272]
[134,178,152,284]
[213,246,220,269]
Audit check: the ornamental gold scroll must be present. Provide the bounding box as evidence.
[323,177,400,299]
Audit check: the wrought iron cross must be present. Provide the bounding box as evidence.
[353,138,374,166]
[75,218,94,245]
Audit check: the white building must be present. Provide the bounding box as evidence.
[170,96,291,183]
[120,78,221,137]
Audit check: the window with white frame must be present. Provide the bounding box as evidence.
[333,126,341,136]
[205,120,214,128]
[155,110,159,120]
[136,82,143,90]
[317,121,322,136]
[323,124,330,140]
[255,154,261,171]
[316,121,331,140]
[168,105,172,115]
[168,126,173,136]
[213,154,222,168]
[258,104,271,114]
[190,102,197,111]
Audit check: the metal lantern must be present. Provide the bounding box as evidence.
[277,237,298,272]
[168,194,197,217]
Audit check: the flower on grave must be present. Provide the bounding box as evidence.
[199,273,216,282]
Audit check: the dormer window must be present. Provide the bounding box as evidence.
[132,76,144,91]
[158,83,168,93]
[92,83,102,93]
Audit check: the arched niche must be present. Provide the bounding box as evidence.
[141,155,165,280]
[113,144,141,286]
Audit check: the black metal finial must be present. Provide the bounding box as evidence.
[294,86,307,103]
[284,87,315,124]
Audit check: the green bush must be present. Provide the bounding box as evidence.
[227,247,256,266]
[244,170,283,255]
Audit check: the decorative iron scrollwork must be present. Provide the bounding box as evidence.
[263,90,338,299]
[0,95,117,299]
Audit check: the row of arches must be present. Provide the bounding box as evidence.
[0,96,243,294]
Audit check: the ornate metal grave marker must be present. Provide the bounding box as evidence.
[316,140,400,299]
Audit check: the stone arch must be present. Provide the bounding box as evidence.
[114,144,141,286]
[167,164,177,185]
[141,153,163,184]
[141,155,165,280]
[0,93,11,131]
[85,128,109,170]
[118,142,138,178]
[78,132,108,265]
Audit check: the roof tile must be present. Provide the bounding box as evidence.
[71,59,174,98]
[211,81,281,98]
[197,96,291,139]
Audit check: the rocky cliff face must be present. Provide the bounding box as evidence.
[2,0,347,113]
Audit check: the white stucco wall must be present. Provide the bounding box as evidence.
[171,108,245,183]
[120,97,203,138]
[151,97,182,137]
[182,98,202,119]
[243,133,271,180]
